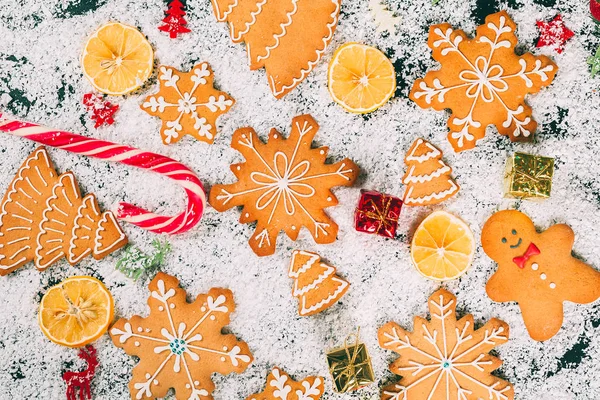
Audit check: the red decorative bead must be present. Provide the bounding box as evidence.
[354,190,402,239]
[536,15,574,54]
[82,93,119,128]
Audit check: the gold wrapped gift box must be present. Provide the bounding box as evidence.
[504,152,554,199]
[326,332,375,393]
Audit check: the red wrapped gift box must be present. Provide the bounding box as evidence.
[354,190,402,238]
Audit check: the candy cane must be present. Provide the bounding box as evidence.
[0,113,206,235]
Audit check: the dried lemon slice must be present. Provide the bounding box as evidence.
[328,43,396,113]
[39,276,114,347]
[411,211,475,281]
[81,22,153,95]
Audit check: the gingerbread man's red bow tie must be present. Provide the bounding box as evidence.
[513,243,541,269]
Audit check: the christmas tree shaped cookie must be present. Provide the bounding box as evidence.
[0,147,128,275]
[110,272,253,400]
[378,289,514,399]
[211,0,341,98]
[289,250,349,316]
[402,138,459,206]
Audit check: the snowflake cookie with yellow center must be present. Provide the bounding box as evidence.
[378,289,514,400]
[141,63,234,145]
[209,114,359,257]
[410,11,557,152]
[110,272,253,400]
[246,367,324,400]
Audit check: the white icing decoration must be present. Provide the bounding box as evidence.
[142,64,233,144]
[413,16,555,147]
[114,279,249,399]
[216,118,353,244]
[380,293,511,399]
[93,211,126,257]
[35,173,80,270]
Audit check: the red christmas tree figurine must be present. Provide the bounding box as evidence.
[159,0,191,39]
[536,15,574,54]
[62,345,98,400]
[82,93,119,128]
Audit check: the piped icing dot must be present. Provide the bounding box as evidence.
[158,306,164,311]
[540,273,547,280]
[137,327,143,332]
[550,283,556,289]
[531,263,539,271]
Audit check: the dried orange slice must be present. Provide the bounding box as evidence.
[328,43,396,114]
[39,276,114,347]
[411,211,475,281]
[81,22,153,96]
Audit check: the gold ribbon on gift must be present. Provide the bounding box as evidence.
[327,328,374,393]
[356,196,395,229]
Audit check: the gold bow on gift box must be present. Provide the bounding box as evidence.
[326,329,375,393]
[504,152,554,199]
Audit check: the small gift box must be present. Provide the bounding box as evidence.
[355,190,402,238]
[504,152,554,199]
[326,330,375,393]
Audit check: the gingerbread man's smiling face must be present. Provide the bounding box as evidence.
[481,210,537,264]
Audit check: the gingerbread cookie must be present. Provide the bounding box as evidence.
[482,210,600,341]
[246,367,324,400]
[0,147,127,275]
[402,138,459,206]
[110,272,253,399]
[289,250,349,316]
[378,289,514,399]
[409,11,557,152]
[141,63,234,145]
[209,114,359,256]
[211,0,340,98]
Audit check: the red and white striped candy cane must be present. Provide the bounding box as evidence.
[0,113,206,235]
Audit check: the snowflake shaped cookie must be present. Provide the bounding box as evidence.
[142,63,234,145]
[378,289,514,400]
[110,272,253,400]
[246,367,324,400]
[209,114,359,256]
[410,11,557,152]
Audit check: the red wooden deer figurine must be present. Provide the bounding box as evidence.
[62,345,98,400]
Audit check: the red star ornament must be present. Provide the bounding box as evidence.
[536,15,574,54]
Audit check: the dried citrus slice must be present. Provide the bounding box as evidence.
[328,43,396,114]
[81,22,153,96]
[411,211,475,281]
[39,276,114,347]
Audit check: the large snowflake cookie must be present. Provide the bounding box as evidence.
[211,0,340,98]
[142,63,234,145]
[410,11,558,152]
[110,272,253,400]
[0,147,127,275]
[209,114,359,256]
[378,289,514,400]
[246,367,324,400]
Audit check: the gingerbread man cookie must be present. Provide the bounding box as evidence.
[482,210,600,341]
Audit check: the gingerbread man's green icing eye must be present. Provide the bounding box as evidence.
[502,238,507,243]
[511,229,517,235]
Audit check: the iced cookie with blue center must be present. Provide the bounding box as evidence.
[481,210,600,341]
